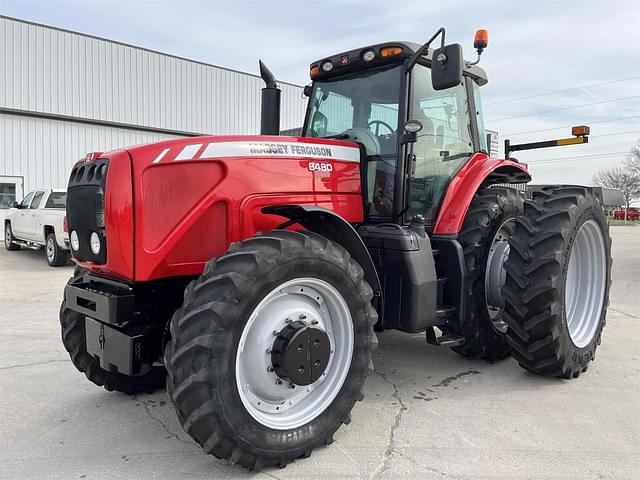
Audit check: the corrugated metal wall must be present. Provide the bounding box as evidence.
[0,16,306,193]
[0,113,179,189]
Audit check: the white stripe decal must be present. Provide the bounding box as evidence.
[200,141,360,162]
[175,143,203,161]
[152,147,171,164]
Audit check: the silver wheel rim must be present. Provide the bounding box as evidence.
[5,226,11,247]
[565,220,606,348]
[235,277,354,430]
[46,237,55,262]
[485,217,515,333]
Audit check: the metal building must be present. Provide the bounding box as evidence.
[0,15,305,217]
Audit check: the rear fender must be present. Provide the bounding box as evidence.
[433,154,531,235]
[262,204,382,294]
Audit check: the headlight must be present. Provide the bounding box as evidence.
[362,49,376,62]
[70,231,79,251]
[321,61,333,72]
[90,232,101,255]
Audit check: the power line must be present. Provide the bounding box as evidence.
[485,76,640,106]
[487,95,640,122]
[591,130,640,139]
[525,151,628,163]
[504,115,640,136]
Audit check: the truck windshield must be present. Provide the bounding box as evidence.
[305,65,402,218]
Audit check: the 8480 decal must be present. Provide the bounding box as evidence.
[308,162,333,172]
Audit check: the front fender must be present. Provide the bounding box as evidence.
[433,153,530,235]
[262,204,381,294]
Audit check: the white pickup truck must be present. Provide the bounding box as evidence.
[4,188,70,266]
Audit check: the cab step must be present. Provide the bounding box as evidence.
[426,326,465,347]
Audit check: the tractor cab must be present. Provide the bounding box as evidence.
[302,35,489,227]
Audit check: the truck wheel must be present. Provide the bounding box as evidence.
[453,187,523,361]
[503,186,612,378]
[60,267,166,394]
[165,230,377,469]
[46,232,68,267]
[4,223,20,250]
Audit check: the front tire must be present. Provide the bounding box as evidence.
[46,232,68,266]
[503,186,612,378]
[60,267,166,394]
[5,223,20,251]
[165,230,377,469]
[453,187,523,361]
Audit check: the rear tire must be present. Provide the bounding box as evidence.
[453,187,523,361]
[60,267,166,394]
[165,230,377,469]
[46,232,68,266]
[503,186,612,378]
[5,223,20,251]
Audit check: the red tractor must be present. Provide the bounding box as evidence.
[60,29,612,469]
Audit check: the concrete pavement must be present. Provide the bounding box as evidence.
[1,227,638,479]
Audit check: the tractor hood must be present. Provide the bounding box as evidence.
[68,135,365,281]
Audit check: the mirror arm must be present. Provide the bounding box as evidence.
[406,27,446,71]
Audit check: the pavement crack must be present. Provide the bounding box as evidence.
[395,451,457,478]
[609,307,639,319]
[0,359,70,370]
[370,370,409,479]
[133,395,193,446]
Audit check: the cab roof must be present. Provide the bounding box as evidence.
[311,41,488,86]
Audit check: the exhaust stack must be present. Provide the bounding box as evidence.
[259,60,281,135]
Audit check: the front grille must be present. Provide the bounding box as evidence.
[67,158,109,264]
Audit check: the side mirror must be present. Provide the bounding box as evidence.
[310,111,328,137]
[431,43,463,91]
[303,85,312,97]
[8,201,19,209]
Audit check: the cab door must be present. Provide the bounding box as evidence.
[11,190,35,238]
[24,190,46,241]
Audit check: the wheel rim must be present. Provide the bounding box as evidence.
[46,237,55,262]
[235,277,354,430]
[485,217,516,333]
[5,226,11,246]
[565,220,607,348]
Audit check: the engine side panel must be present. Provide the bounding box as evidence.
[129,135,364,281]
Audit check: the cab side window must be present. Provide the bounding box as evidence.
[30,191,44,209]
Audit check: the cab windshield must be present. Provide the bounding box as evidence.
[304,65,402,218]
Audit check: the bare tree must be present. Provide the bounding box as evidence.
[626,140,640,179]
[593,166,640,221]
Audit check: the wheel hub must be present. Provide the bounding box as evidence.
[485,217,516,333]
[235,277,354,430]
[271,321,331,386]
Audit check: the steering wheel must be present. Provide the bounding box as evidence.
[368,120,394,136]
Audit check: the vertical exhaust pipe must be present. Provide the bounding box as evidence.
[259,60,281,135]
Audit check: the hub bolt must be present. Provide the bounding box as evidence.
[289,383,296,389]
[299,314,307,320]
[275,379,283,385]
[311,319,318,325]
[267,366,274,373]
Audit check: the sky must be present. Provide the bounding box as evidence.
[2,0,640,185]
